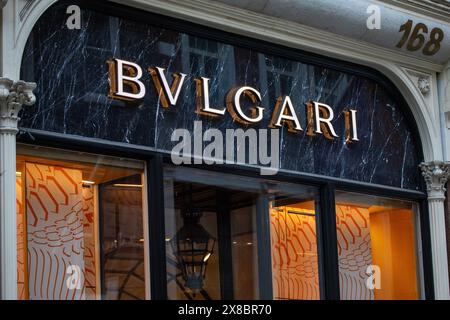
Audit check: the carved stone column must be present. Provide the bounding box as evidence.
[445,181,450,292]
[0,78,35,300]
[420,161,450,300]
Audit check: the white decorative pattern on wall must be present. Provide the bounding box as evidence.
[336,205,373,300]
[25,163,86,300]
[271,204,375,300]
[271,207,319,300]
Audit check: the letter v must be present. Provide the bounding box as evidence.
[149,66,186,108]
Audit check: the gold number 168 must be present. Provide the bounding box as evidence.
[396,19,444,56]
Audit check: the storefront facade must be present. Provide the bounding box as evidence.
[0,0,449,300]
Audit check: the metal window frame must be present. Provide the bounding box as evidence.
[17,129,433,300]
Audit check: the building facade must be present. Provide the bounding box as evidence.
[0,0,449,300]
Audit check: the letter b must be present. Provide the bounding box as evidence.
[107,58,146,101]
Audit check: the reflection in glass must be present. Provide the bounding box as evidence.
[164,169,262,300]
[230,203,258,300]
[99,174,146,300]
[15,145,146,300]
[165,180,222,300]
[164,166,320,300]
[170,184,216,293]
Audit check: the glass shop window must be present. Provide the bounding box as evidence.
[16,145,148,300]
[164,166,320,300]
[335,192,423,300]
[270,194,321,300]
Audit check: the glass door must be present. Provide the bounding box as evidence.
[163,166,321,300]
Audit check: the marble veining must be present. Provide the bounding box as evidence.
[19,2,422,191]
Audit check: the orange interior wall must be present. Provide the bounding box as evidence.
[369,208,419,300]
[16,175,28,300]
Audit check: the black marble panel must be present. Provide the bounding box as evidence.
[19,2,423,190]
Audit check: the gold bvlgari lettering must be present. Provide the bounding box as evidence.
[107,58,146,101]
[107,58,358,143]
[195,77,226,117]
[269,96,303,133]
[148,66,186,108]
[226,86,264,124]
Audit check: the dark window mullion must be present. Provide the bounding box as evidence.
[147,155,168,300]
[318,183,340,300]
[256,193,273,299]
[419,199,435,300]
